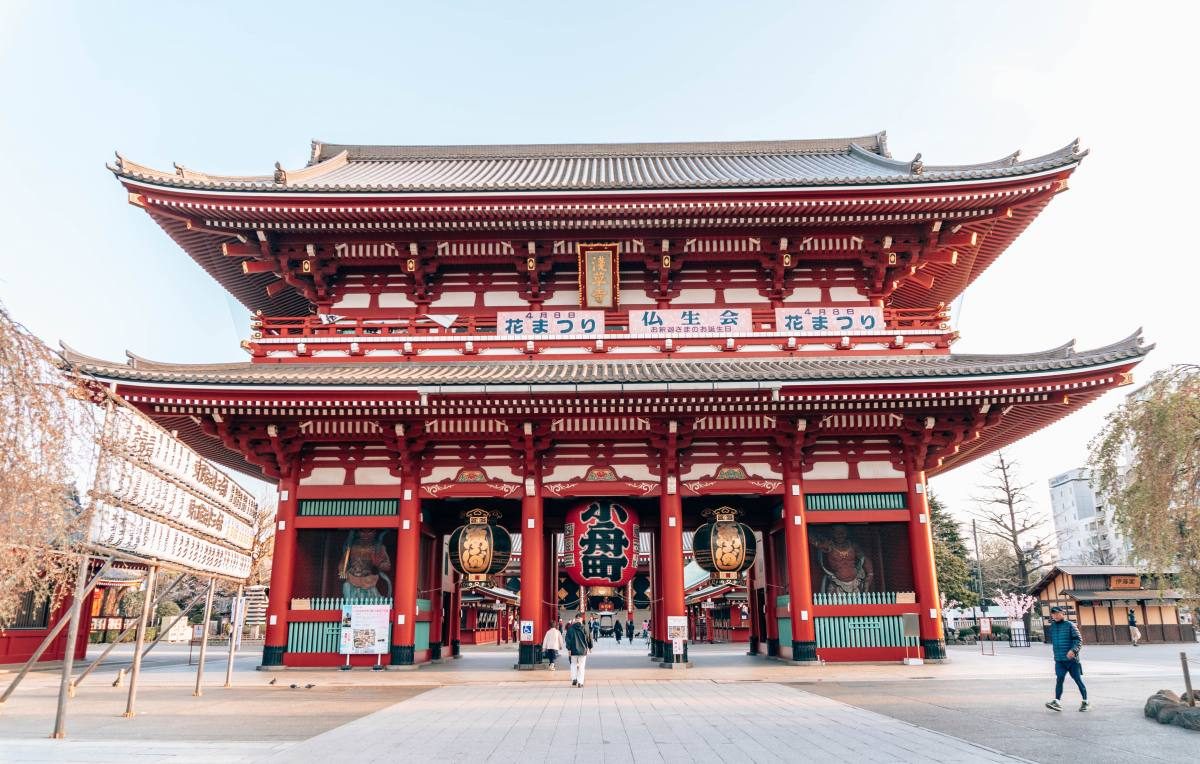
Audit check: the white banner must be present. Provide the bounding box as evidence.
[497,310,605,337]
[340,604,391,655]
[87,405,256,580]
[632,308,750,334]
[773,306,884,334]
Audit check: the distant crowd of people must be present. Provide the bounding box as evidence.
[540,614,651,687]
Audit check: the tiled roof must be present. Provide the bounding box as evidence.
[111,134,1085,193]
[1060,589,1183,602]
[60,332,1148,389]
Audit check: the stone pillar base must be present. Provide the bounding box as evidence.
[922,639,947,660]
[260,644,285,668]
[390,644,415,665]
[792,640,818,662]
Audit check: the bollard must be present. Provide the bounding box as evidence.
[1183,652,1195,708]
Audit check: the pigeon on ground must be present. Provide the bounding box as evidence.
[268,678,277,685]
[289,683,298,689]
[304,683,315,689]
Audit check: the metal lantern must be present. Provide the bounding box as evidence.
[692,506,756,582]
[448,508,512,584]
[564,500,639,588]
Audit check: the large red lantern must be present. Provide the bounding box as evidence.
[564,500,639,588]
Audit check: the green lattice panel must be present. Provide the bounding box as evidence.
[298,499,398,517]
[776,595,792,644]
[805,493,907,511]
[815,615,906,648]
[287,621,341,653]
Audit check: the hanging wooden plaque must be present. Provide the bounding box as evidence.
[578,242,619,309]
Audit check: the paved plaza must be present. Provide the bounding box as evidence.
[1,640,1197,762]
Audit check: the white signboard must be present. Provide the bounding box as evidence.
[339,604,391,655]
[773,306,884,334]
[497,310,605,337]
[520,620,535,643]
[666,615,689,642]
[631,308,750,334]
[87,405,256,580]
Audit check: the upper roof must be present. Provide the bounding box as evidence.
[112,133,1086,194]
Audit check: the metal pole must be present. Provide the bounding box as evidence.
[193,579,216,696]
[71,572,186,690]
[123,565,158,718]
[972,519,986,627]
[50,554,93,738]
[139,589,209,661]
[0,556,113,707]
[1183,652,1195,707]
[224,583,244,688]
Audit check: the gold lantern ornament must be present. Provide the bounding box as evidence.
[448,508,512,584]
[692,506,756,583]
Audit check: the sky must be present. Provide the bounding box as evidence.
[1,1,1196,533]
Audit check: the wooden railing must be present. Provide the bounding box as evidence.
[243,306,954,359]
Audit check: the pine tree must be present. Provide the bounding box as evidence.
[929,493,978,606]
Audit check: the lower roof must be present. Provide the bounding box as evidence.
[61,332,1148,390]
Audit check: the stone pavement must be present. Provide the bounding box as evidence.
[265,681,1022,764]
[1,639,1197,762]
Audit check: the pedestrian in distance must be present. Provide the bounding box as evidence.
[1127,608,1142,646]
[1045,606,1090,712]
[565,612,593,688]
[614,619,623,644]
[626,619,634,643]
[542,622,565,671]
[590,617,600,642]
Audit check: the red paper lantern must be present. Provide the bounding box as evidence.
[564,500,639,588]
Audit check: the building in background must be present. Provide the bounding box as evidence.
[1031,565,1192,644]
[1048,468,1130,565]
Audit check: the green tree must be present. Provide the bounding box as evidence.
[1090,365,1200,601]
[929,493,978,606]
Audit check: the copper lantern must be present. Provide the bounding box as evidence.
[692,506,756,582]
[448,508,512,584]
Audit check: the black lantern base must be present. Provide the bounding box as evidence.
[259,644,285,668]
[922,639,947,661]
[766,638,780,657]
[391,644,415,665]
[792,640,818,662]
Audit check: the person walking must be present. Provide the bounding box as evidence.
[590,617,600,643]
[626,619,634,643]
[565,612,593,688]
[542,622,565,671]
[1127,608,1142,646]
[614,619,623,645]
[1045,606,1090,711]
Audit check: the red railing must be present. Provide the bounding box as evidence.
[243,306,954,359]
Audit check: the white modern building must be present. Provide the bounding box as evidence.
[1048,468,1131,565]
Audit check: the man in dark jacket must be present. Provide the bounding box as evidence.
[626,620,635,643]
[1046,607,1089,711]
[565,613,593,688]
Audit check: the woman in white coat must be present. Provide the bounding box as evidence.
[542,623,565,670]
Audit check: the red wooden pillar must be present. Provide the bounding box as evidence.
[428,533,444,661]
[261,473,298,667]
[659,484,687,664]
[542,530,557,633]
[907,468,946,659]
[649,530,663,658]
[449,572,462,657]
[762,530,780,657]
[746,556,760,655]
[783,461,818,662]
[517,476,544,668]
[391,475,421,666]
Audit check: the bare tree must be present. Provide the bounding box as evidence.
[0,302,96,628]
[972,452,1054,631]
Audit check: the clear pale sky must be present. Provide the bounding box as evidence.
[1,2,1196,529]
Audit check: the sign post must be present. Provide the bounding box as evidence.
[339,603,391,670]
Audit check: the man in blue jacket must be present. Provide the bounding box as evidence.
[1045,606,1090,711]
